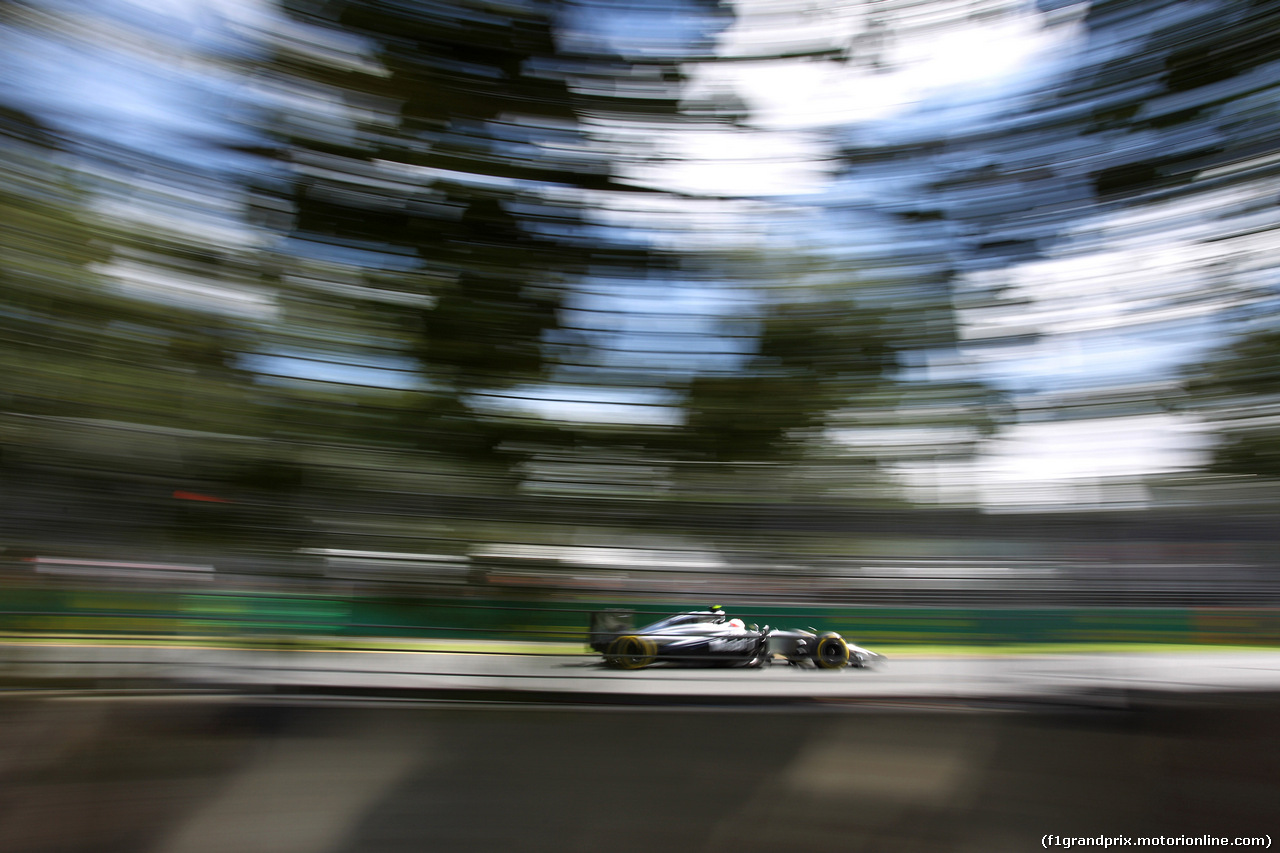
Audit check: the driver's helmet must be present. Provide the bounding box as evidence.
[727,618,745,631]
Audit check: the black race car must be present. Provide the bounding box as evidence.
[589,607,885,670]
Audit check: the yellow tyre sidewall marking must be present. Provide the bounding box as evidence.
[609,635,656,669]
[814,635,849,668]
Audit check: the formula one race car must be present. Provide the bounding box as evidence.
[589,607,885,671]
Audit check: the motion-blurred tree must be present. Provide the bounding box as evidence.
[680,298,896,461]
[0,101,279,554]
[0,105,111,418]
[248,0,647,462]
[0,104,250,430]
[1183,326,1280,477]
[237,0,995,513]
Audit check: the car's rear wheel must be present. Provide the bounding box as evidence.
[605,635,657,669]
[813,633,849,669]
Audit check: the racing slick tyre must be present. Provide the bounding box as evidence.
[813,633,850,669]
[605,635,657,670]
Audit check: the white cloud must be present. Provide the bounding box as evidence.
[898,413,1214,509]
[612,124,838,196]
[623,1,1086,197]
[695,0,1085,132]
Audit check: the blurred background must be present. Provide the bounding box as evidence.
[2,0,1279,641]
[2,0,1280,630]
[4,0,1280,849]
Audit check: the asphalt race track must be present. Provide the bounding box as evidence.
[2,687,1278,853]
[4,645,1280,852]
[7,644,1280,705]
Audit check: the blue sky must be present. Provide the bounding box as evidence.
[0,0,266,174]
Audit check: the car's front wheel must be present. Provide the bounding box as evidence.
[813,633,850,669]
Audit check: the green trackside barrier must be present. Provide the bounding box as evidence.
[1190,608,1280,645]
[0,589,348,637]
[2,587,1280,646]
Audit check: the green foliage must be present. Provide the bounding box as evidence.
[1186,327,1280,399]
[678,298,898,460]
[1183,326,1280,477]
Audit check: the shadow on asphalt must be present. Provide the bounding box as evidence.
[0,692,1277,853]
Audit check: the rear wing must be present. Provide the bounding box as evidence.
[588,610,634,652]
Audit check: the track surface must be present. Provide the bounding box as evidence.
[4,645,1280,851]
[7,644,1280,702]
[1,691,1277,853]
